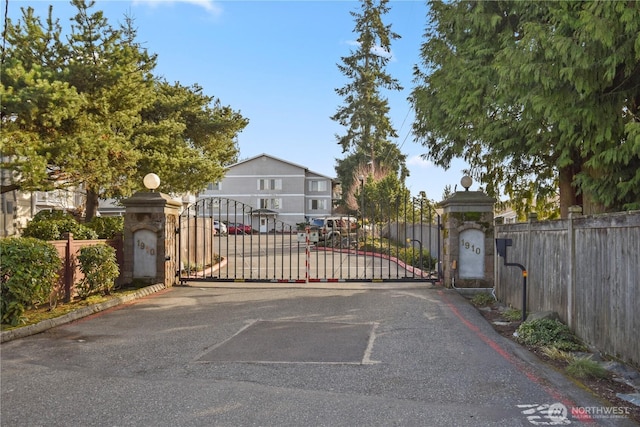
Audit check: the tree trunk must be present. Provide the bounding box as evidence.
[85,189,100,221]
[558,165,581,219]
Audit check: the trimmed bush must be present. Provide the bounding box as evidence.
[76,244,120,299]
[22,210,98,240]
[86,216,124,239]
[0,237,62,326]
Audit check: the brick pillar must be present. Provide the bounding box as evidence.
[122,192,181,287]
[439,187,495,288]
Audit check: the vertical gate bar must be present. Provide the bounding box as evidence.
[217,198,223,279]
[176,215,181,284]
[314,231,319,280]
[272,219,277,280]
[346,219,351,280]
[232,201,236,278]
[437,214,442,280]
[185,208,191,278]
[194,204,200,278]
[394,198,399,279]
[248,207,253,280]
[288,224,292,280]
[209,199,213,278]
[201,201,206,279]
[386,198,391,280]
[296,227,301,280]
[420,197,425,279]
[213,199,219,278]
[257,213,261,280]
[225,199,230,279]
[411,197,419,279]
[363,189,367,280]
[404,193,410,279]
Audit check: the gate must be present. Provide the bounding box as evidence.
[177,197,441,284]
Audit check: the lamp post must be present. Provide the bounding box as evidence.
[407,238,424,278]
[143,173,161,191]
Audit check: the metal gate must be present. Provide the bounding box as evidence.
[176,197,441,284]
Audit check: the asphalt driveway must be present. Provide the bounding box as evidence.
[1,283,636,426]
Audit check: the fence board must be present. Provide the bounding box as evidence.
[496,211,640,367]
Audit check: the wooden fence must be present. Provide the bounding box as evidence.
[495,211,640,367]
[49,233,124,303]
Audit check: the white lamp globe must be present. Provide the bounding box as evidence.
[460,175,473,191]
[143,173,161,191]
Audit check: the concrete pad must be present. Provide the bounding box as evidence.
[198,320,375,364]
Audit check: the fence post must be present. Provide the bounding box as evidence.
[63,233,74,303]
[567,205,582,329]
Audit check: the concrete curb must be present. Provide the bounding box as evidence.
[1,283,166,343]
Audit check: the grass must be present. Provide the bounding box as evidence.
[503,308,522,322]
[541,346,575,363]
[1,284,147,331]
[566,355,609,379]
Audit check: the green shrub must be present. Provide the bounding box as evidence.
[0,237,62,326]
[22,210,98,240]
[86,216,124,239]
[471,292,495,306]
[76,245,120,299]
[516,318,585,351]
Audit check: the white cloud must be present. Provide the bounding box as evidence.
[132,0,222,16]
[344,39,395,61]
[407,155,432,168]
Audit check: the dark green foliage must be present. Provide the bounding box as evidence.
[86,216,124,239]
[2,1,247,219]
[412,1,640,216]
[0,237,62,326]
[22,211,98,240]
[516,318,585,351]
[76,245,119,299]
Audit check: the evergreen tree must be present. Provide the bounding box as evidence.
[1,1,248,220]
[332,0,405,204]
[411,1,640,218]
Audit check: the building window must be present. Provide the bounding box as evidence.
[207,182,221,191]
[258,179,282,190]
[310,199,327,210]
[308,180,327,192]
[259,198,281,209]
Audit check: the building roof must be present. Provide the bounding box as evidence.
[230,153,335,181]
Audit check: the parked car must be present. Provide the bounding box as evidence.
[227,222,252,234]
[213,220,227,235]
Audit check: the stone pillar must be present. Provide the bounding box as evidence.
[439,185,495,288]
[122,191,182,287]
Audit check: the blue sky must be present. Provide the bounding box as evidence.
[6,0,470,201]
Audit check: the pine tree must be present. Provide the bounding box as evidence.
[1,1,248,220]
[332,0,405,204]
